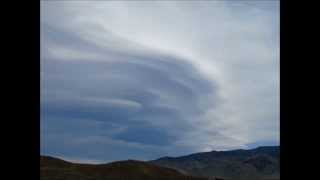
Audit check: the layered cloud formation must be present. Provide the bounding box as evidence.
[41,1,279,163]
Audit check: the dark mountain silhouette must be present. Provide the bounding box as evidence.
[41,146,279,180]
[40,156,208,180]
[150,146,279,180]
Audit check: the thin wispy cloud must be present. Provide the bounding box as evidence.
[41,1,279,163]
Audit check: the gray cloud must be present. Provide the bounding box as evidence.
[41,1,279,163]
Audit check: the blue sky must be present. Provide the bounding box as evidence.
[41,1,279,164]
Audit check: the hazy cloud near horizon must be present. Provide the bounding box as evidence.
[41,1,279,163]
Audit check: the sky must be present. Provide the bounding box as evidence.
[41,0,279,164]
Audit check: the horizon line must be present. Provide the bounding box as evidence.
[41,145,280,165]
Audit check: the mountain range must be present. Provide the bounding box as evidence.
[150,146,279,180]
[41,146,279,180]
